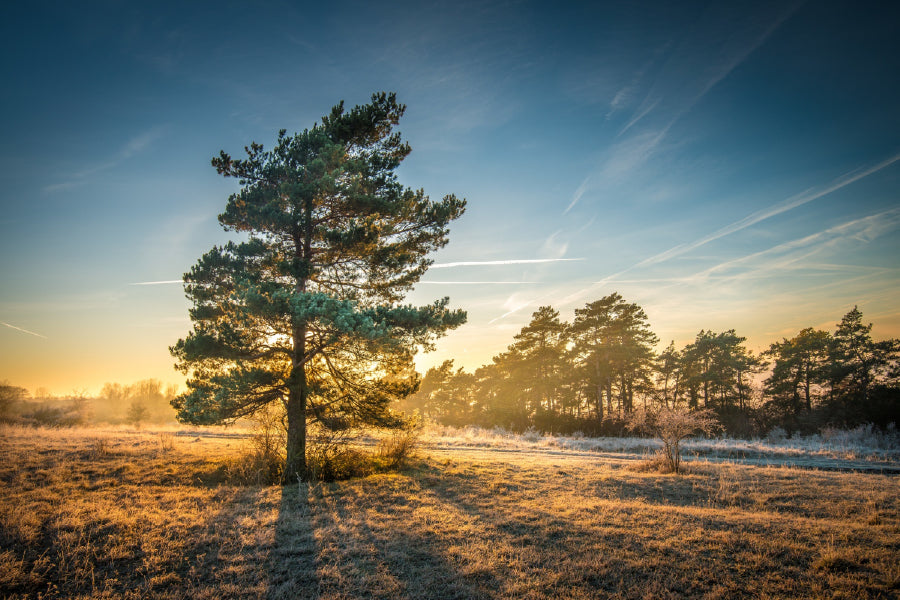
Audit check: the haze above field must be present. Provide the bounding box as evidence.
[1,0,898,394]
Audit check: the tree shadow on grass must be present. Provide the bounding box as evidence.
[265,484,318,599]
[265,477,499,600]
[411,462,783,599]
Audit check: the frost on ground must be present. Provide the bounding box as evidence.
[421,423,900,465]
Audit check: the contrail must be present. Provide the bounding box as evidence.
[2,322,47,339]
[490,153,900,323]
[634,151,900,269]
[431,258,583,269]
[130,260,584,284]
[419,281,541,285]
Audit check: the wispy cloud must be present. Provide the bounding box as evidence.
[618,98,662,137]
[634,152,900,269]
[565,1,802,215]
[2,322,47,339]
[130,280,182,286]
[540,231,569,259]
[419,281,542,285]
[683,206,900,285]
[430,258,583,269]
[564,176,592,215]
[544,164,900,320]
[44,126,168,193]
[488,289,561,324]
[620,1,801,137]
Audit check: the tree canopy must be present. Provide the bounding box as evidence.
[171,93,467,480]
[404,301,898,437]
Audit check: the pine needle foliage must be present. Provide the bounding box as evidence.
[171,93,466,480]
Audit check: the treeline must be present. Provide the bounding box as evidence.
[0,379,179,427]
[399,294,900,437]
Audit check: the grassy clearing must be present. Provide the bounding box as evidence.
[1,425,898,599]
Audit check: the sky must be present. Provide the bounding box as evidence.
[1,0,898,395]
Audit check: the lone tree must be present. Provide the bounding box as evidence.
[171,93,467,480]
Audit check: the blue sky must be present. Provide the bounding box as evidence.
[1,0,898,394]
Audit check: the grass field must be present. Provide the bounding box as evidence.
[1,425,898,599]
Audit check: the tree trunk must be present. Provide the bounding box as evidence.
[283,381,308,482]
[595,384,603,422]
[284,199,314,482]
[804,372,812,413]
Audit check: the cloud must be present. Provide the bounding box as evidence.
[2,322,47,339]
[564,176,592,215]
[564,130,670,215]
[633,152,900,269]
[488,289,558,324]
[540,231,569,259]
[622,1,801,137]
[618,97,662,137]
[546,161,900,318]
[43,125,168,193]
[130,280,183,286]
[686,206,900,285]
[430,258,583,269]
[419,281,542,285]
[565,2,802,215]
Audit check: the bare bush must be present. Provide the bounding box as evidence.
[377,419,422,469]
[157,432,176,453]
[232,405,287,485]
[629,407,721,474]
[87,437,109,459]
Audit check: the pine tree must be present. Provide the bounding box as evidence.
[510,306,568,415]
[171,93,467,480]
[827,307,899,424]
[763,327,830,425]
[569,293,658,420]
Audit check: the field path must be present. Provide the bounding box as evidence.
[419,442,900,474]
[168,427,900,474]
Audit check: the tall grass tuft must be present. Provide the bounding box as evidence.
[376,419,422,470]
[225,405,286,485]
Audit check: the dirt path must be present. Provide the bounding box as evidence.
[166,427,900,474]
[421,442,900,474]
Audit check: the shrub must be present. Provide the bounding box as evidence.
[87,437,110,459]
[629,407,720,474]
[376,419,422,469]
[157,432,176,453]
[306,446,373,482]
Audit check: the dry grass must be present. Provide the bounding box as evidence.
[1,424,898,599]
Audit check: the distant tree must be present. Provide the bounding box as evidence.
[763,328,831,428]
[569,294,658,420]
[100,382,129,406]
[68,389,92,425]
[471,352,530,431]
[681,329,758,410]
[0,381,28,421]
[403,359,475,426]
[655,341,681,410]
[126,399,150,428]
[829,307,893,400]
[171,93,466,481]
[509,306,568,415]
[826,307,899,425]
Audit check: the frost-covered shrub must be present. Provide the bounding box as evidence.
[522,427,542,443]
[766,426,788,443]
